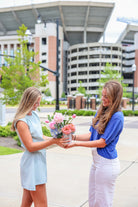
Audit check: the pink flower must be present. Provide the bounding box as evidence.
[68,123,75,133]
[49,121,56,129]
[54,113,64,123]
[72,114,76,119]
[45,120,49,123]
[62,125,72,135]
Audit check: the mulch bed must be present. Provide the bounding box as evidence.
[0,137,23,151]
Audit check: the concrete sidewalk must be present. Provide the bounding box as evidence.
[0,115,138,207]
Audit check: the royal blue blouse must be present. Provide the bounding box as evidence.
[89,111,124,159]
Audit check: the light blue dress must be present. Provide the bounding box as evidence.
[15,111,47,191]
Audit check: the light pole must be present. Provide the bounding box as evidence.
[25,29,32,73]
[37,15,60,111]
[132,63,136,111]
[25,29,32,50]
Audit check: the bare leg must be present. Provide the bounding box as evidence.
[21,188,33,207]
[30,184,48,207]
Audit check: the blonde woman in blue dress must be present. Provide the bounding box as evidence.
[12,87,68,207]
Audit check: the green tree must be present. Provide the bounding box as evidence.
[61,92,66,98]
[0,24,49,105]
[43,88,52,97]
[77,81,86,96]
[97,62,128,97]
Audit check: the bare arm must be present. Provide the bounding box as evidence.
[67,138,106,148]
[72,132,91,141]
[17,121,67,152]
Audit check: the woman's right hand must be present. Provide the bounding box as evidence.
[54,137,70,148]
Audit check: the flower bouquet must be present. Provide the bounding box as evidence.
[45,112,76,142]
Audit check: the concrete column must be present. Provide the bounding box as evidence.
[0,88,6,126]
[82,97,86,109]
[75,94,83,110]
[122,98,129,109]
[90,97,96,110]
[67,95,73,109]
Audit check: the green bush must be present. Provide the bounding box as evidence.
[42,126,51,137]
[56,109,138,117]
[122,110,138,116]
[56,109,96,116]
[13,135,21,147]
[0,123,52,147]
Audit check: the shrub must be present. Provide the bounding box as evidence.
[0,123,51,147]
[42,126,51,137]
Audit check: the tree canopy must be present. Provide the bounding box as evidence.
[0,24,49,105]
[97,62,128,97]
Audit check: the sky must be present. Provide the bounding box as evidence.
[0,0,138,43]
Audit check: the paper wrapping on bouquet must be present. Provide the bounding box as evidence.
[63,133,72,143]
[50,128,62,138]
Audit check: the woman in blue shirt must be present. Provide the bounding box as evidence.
[68,80,124,207]
[11,87,68,207]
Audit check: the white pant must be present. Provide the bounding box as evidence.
[89,149,120,207]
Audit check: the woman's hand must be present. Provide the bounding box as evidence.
[64,141,76,148]
[54,137,70,148]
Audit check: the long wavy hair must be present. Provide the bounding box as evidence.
[11,87,41,131]
[92,80,123,134]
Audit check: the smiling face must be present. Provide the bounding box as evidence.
[101,88,110,107]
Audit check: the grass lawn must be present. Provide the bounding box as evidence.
[0,146,22,155]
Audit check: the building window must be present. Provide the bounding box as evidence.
[89,86,98,90]
[71,49,77,53]
[78,79,87,83]
[78,63,87,67]
[71,57,77,61]
[42,52,46,56]
[112,55,118,59]
[101,63,106,66]
[89,47,98,51]
[78,71,87,75]
[42,38,47,45]
[79,47,88,52]
[89,79,97,82]
[71,72,76,76]
[89,71,99,74]
[42,60,46,63]
[71,64,77,69]
[89,55,99,59]
[78,55,87,60]
[71,87,76,91]
[71,80,76,83]
[112,47,118,51]
[101,55,110,58]
[102,46,110,51]
[89,63,99,67]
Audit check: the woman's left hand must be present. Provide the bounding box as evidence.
[55,137,70,148]
[64,141,76,148]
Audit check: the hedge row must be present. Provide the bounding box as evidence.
[0,123,51,147]
[56,109,138,116]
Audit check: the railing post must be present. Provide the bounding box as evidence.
[90,97,96,110]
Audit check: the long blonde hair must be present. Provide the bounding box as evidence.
[92,80,123,134]
[11,87,41,131]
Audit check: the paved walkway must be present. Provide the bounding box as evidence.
[0,112,138,207]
